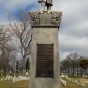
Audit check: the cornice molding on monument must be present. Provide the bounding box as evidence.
[51,12,62,25]
[29,11,62,27]
[29,12,40,25]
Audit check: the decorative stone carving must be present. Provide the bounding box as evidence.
[29,11,62,27]
[51,12,62,25]
[29,12,40,25]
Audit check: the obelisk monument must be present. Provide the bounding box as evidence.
[29,0,62,88]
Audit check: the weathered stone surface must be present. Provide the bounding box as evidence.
[29,11,62,27]
[29,11,62,88]
[29,12,40,25]
[30,28,60,88]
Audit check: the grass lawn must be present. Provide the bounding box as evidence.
[0,80,29,88]
[0,77,88,88]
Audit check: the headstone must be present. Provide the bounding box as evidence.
[10,71,12,73]
[8,75,10,80]
[20,76,22,81]
[4,78,7,80]
[79,81,86,87]
[18,76,21,81]
[27,77,29,80]
[60,78,66,86]
[14,76,16,78]
[2,76,4,80]
[13,78,15,83]
[11,76,12,79]
[25,72,29,76]
[61,73,65,77]
[1,78,2,81]
[6,75,8,78]
[29,1,62,88]
[71,78,74,82]
[65,75,68,79]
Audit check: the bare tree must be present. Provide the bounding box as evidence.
[0,25,5,42]
[60,52,82,77]
[66,53,80,76]
[8,10,32,75]
[60,58,72,75]
[0,24,13,75]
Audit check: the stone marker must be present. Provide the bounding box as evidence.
[29,1,62,88]
[12,76,16,82]
[25,72,29,76]
[61,73,65,77]
[1,78,2,81]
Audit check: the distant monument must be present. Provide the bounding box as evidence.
[29,0,62,88]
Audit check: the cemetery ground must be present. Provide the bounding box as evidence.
[0,74,88,88]
[61,77,88,88]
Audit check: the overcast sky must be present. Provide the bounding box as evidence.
[0,0,88,61]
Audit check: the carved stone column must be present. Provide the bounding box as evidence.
[29,11,62,88]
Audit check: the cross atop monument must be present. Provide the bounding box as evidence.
[38,0,53,13]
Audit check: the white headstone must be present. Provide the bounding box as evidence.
[13,78,15,83]
[25,72,29,76]
[1,79,2,81]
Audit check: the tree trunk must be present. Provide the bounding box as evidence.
[22,57,26,76]
[72,61,75,77]
[67,67,69,76]
[77,66,78,77]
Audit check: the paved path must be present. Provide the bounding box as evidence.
[77,78,88,83]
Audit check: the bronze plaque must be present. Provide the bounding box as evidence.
[36,44,54,78]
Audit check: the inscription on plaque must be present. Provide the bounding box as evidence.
[36,44,54,78]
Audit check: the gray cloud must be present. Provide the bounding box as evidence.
[0,0,37,10]
[52,0,88,60]
[0,0,88,60]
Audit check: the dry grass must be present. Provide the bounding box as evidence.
[0,80,29,88]
[77,78,88,83]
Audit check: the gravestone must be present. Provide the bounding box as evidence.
[29,1,62,88]
[25,72,29,76]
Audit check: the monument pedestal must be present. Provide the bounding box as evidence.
[29,11,62,88]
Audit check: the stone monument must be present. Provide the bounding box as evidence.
[29,1,62,88]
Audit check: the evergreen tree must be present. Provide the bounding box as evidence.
[80,59,88,70]
[16,61,19,72]
[25,58,30,72]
